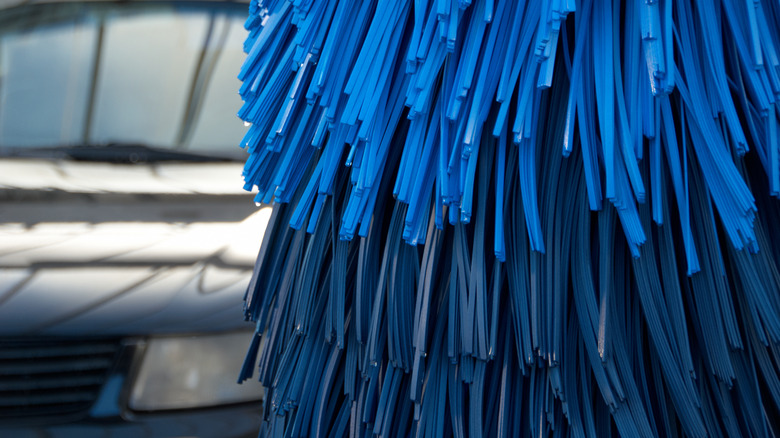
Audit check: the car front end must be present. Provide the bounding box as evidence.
[0,1,266,436]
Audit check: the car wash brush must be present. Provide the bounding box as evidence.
[237,1,780,436]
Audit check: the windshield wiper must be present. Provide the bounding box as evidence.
[1,144,236,163]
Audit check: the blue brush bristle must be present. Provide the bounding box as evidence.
[237,0,780,436]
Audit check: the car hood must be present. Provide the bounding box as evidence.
[0,158,267,336]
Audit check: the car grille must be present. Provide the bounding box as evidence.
[0,337,122,424]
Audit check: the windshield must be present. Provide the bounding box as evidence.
[0,1,248,160]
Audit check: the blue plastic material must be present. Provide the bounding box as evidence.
[237,0,780,437]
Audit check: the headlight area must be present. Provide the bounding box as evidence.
[128,331,263,411]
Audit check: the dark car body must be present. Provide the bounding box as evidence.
[0,1,265,436]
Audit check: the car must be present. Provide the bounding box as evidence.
[0,1,267,436]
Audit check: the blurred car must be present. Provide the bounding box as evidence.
[0,1,268,437]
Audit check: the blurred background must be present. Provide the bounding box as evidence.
[0,1,268,436]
